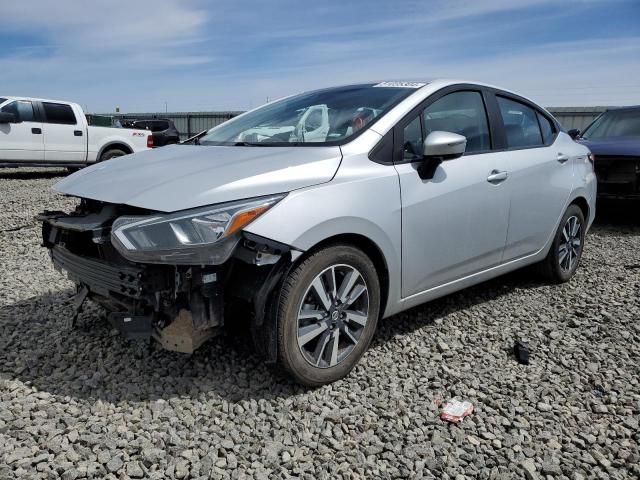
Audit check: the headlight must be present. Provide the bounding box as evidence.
[111,194,285,264]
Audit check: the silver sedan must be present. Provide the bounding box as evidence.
[44,79,596,385]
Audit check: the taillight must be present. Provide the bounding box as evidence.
[588,152,595,167]
[147,135,154,148]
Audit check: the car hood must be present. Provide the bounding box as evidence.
[578,137,640,156]
[54,145,342,212]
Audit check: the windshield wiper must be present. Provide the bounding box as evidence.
[233,141,261,146]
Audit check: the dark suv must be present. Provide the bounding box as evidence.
[130,119,180,147]
[572,106,640,200]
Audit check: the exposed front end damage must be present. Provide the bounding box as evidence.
[39,199,295,356]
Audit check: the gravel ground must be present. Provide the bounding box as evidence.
[0,168,639,480]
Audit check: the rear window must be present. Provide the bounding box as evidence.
[43,103,77,125]
[0,98,6,105]
[497,96,543,148]
[537,112,555,144]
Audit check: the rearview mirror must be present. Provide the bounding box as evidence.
[0,112,19,124]
[568,128,580,140]
[418,131,467,180]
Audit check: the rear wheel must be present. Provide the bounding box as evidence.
[100,148,127,162]
[273,245,380,386]
[538,204,586,282]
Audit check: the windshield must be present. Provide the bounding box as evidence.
[582,109,640,139]
[199,83,422,146]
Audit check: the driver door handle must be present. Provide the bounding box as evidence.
[557,153,570,164]
[487,169,509,184]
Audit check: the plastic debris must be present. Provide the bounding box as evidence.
[440,398,474,423]
[513,340,530,365]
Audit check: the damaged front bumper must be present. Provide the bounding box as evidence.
[38,201,294,355]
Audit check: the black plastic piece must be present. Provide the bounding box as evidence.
[513,340,530,365]
[369,130,394,164]
[31,127,42,134]
[190,284,223,330]
[108,312,154,339]
[242,232,290,255]
[69,285,89,328]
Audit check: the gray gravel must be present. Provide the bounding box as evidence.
[1,167,639,479]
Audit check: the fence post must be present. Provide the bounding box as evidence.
[186,114,192,139]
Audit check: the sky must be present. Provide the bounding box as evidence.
[0,0,639,113]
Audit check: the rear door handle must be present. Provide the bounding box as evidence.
[31,128,42,134]
[487,169,509,184]
[557,153,570,164]
[74,130,83,136]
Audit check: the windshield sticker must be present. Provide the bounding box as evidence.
[373,81,427,88]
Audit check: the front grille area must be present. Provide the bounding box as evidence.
[51,246,144,298]
[595,155,640,197]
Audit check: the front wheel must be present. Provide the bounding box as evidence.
[273,245,380,386]
[538,204,586,283]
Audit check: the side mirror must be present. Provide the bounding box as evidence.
[568,128,580,140]
[0,112,19,124]
[418,131,467,180]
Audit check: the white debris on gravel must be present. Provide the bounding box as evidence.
[1,168,639,479]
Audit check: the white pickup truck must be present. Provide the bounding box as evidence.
[0,96,152,169]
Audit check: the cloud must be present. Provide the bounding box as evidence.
[0,0,637,111]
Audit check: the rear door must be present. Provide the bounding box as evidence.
[0,100,44,162]
[394,87,511,297]
[41,102,86,162]
[489,93,572,261]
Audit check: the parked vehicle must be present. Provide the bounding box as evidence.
[569,106,640,199]
[0,97,153,169]
[39,80,596,385]
[128,119,180,147]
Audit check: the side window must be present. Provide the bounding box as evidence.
[422,91,490,153]
[1,100,35,122]
[497,96,543,148]
[537,112,555,144]
[43,102,77,125]
[402,116,423,161]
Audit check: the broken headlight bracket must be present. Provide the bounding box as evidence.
[235,231,293,266]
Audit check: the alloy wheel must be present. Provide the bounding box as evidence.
[558,215,582,272]
[296,264,370,368]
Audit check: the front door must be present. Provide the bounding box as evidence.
[0,100,44,162]
[395,90,510,298]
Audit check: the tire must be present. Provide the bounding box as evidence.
[538,204,586,283]
[100,148,127,162]
[273,245,380,386]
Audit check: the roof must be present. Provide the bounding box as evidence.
[0,96,80,105]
